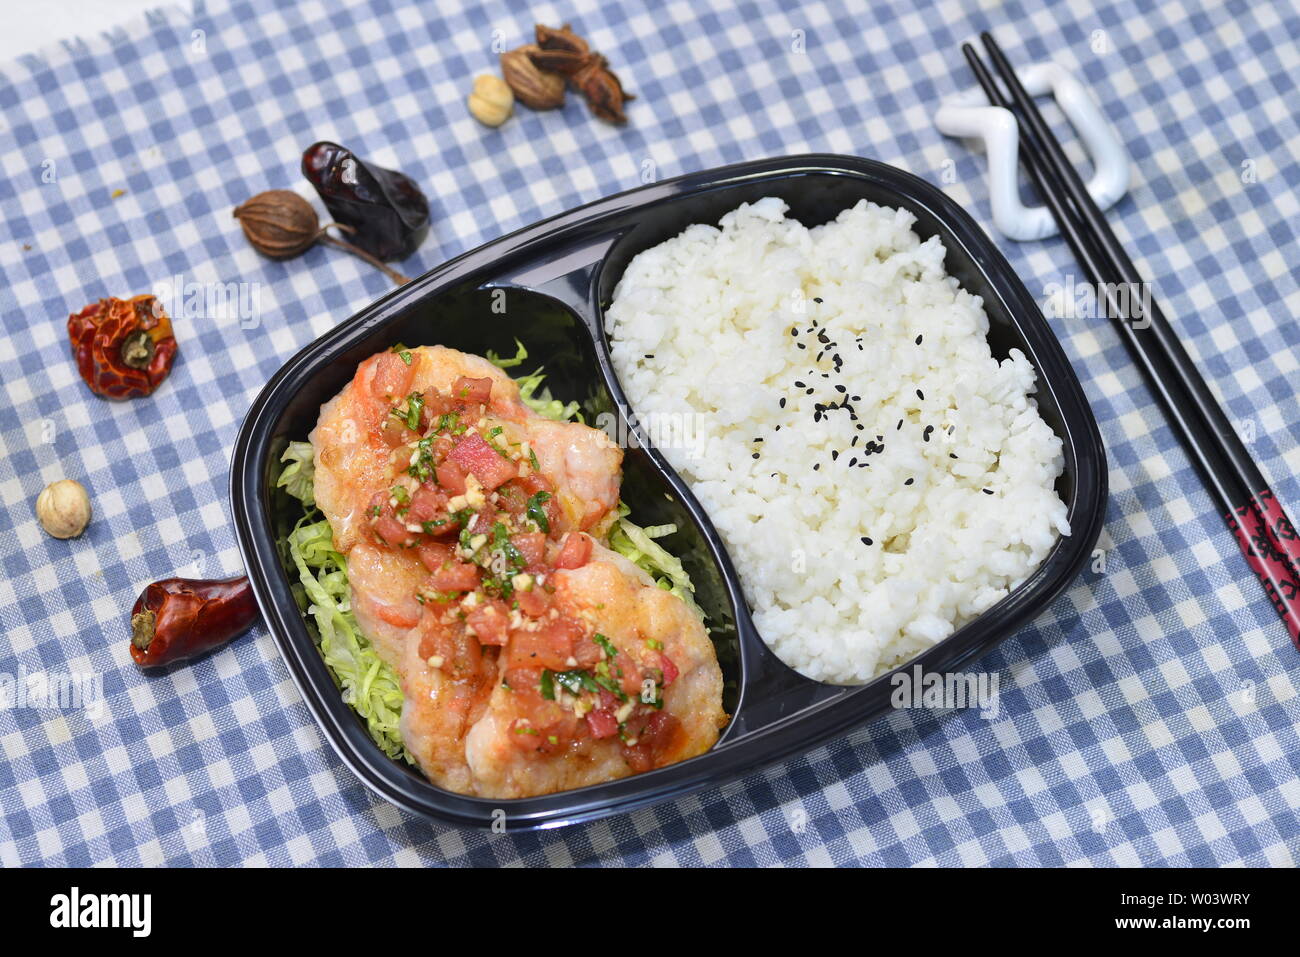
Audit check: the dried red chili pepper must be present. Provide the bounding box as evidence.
[67,295,179,400]
[130,575,258,668]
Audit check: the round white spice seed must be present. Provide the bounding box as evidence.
[468,74,513,127]
[35,479,92,539]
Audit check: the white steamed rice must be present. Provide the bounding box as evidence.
[605,197,1069,684]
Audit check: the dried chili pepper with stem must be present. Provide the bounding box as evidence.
[130,575,259,668]
[68,295,179,400]
[301,142,430,262]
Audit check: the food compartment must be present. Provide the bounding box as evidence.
[587,163,1101,717]
[258,281,744,781]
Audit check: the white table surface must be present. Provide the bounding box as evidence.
[0,0,190,63]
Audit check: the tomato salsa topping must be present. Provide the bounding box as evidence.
[365,370,679,767]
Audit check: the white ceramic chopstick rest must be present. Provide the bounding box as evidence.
[934,61,1129,241]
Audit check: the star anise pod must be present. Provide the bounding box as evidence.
[530,23,634,125]
[535,23,589,56]
[571,54,635,125]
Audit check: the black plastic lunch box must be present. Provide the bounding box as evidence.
[230,154,1108,830]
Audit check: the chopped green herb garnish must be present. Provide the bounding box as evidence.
[593,633,617,659]
[552,669,601,696]
[492,521,527,571]
[436,411,465,435]
[526,490,552,533]
[390,485,410,506]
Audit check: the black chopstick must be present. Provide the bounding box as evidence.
[963,34,1300,649]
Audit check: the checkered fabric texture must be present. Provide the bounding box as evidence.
[1,0,1298,867]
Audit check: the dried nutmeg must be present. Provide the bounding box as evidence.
[233,189,409,285]
[231,189,318,259]
[501,45,565,110]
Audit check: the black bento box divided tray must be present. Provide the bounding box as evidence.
[230,154,1108,829]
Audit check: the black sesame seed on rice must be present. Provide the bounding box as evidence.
[915,334,923,345]
[983,488,994,495]
[916,389,924,401]
[861,536,872,546]
[904,477,914,486]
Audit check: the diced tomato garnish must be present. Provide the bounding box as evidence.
[380,419,416,449]
[554,533,592,569]
[586,708,619,739]
[507,617,582,671]
[370,351,414,401]
[428,562,481,592]
[448,432,518,491]
[658,653,679,686]
[466,599,510,645]
[622,711,681,772]
[620,663,642,697]
[406,483,445,523]
[515,586,551,618]
[418,617,481,678]
[451,376,493,406]
[374,515,413,547]
[467,509,496,536]
[513,532,546,567]
[435,459,467,496]
[416,542,454,572]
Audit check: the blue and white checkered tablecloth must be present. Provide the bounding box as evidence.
[1,0,1298,867]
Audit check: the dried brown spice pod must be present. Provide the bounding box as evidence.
[233,189,409,284]
[535,22,589,57]
[231,189,319,258]
[501,45,565,109]
[531,22,635,124]
[572,55,635,125]
[528,46,588,77]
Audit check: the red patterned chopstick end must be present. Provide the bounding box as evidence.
[1226,489,1300,650]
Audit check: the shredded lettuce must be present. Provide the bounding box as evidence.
[607,504,704,619]
[485,339,527,369]
[488,339,581,422]
[278,445,411,763]
[277,440,316,508]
